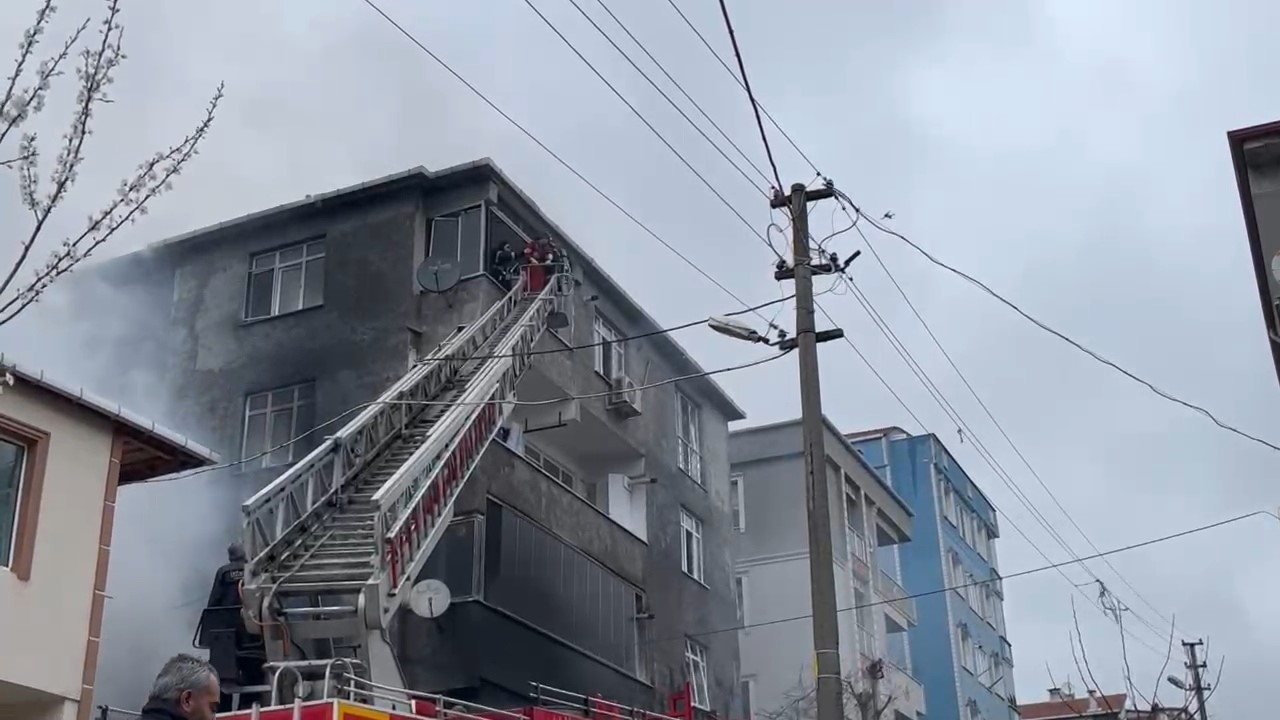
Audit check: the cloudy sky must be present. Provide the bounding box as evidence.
[4,0,1279,716]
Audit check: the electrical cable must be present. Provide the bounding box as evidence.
[662,0,821,179]
[154,292,794,483]
[840,191,1280,455]
[824,273,1173,650]
[714,0,782,196]
[840,205,1184,639]
[652,509,1274,645]
[581,0,773,191]
[358,0,776,328]
[518,0,783,262]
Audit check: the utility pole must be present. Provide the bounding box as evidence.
[1182,640,1210,720]
[772,182,846,720]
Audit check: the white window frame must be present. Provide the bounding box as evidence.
[959,624,975,672]
[680,507,704,583]
[428,205,484,275]
[593,312,626,380]
[245,240,326,320]
[941,480,957,525]
[734,573,749,623]
[730,472,746,532]
[242,382,315,468]
[676,391,702,483]
[0,437,28,571]
[950,552,965,599]
[685,639,710,710]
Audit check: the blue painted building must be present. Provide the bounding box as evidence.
[849,428,1018,720]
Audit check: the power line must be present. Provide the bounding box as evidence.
[813,294,1169,654]
[659,509,1274,644]
[587,0,773,189]
[517,0,782,261]
[714,0,782,195]
[834,205,1183,638]
[358,0,774,328]
[662,0,820,178]
[843,195,1280,455]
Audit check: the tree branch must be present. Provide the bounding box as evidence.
[1071,597,1117,714]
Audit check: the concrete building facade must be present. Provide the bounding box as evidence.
[849,428,1017,720]
[729,418,924,720]
[0,359,215,720]
[43,162,745,716]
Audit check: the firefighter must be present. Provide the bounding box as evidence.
[202,543,265,712]
[206,543,245,608]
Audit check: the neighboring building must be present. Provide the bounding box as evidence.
[848,428,1017,720]
[0,358,217,720]
[1228,120,1280,384]
[48,162,745,715]
[1018,687,1191,720]
[729,417,924,720]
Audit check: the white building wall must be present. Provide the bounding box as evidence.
[0,383,113,714]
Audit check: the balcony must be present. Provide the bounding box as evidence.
[881,655,926,719]
[847,528,871,580]
[875,570,917,624]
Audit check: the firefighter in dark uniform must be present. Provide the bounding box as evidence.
[202,543,265,712]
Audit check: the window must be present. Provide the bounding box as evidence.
[740,678,756,720]
[940,480,957,525]
[676,392,702,482]
[975,645,991,679]
[734,573,748,622]
[593,313,626,379]
[730,473,745,532]
[680,508,704,583]
[991,652,1004,696]
[428,206,483,277]
[0,416,48,581]
[949,552,965,598]
[975,524,989,559]
[246,240,325,319]
[958,624,975,671]
[684,639,710,710]
[242,382,316,468]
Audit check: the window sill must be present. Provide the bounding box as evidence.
[682,571,710,590]
[242,303,325,326]
[678,467,707,491]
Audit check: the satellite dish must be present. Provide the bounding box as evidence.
[408,579,453,619]
[417,259,462,293]
[1272,251,1280,283]
[547,310,570,330]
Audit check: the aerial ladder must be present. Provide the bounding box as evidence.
[198,266,570,710]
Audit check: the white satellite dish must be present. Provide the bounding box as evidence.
[408,578,453,619]
[1272,251,1280,283]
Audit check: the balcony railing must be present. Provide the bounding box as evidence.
[876,569,917,624]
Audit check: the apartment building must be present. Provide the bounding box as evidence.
[0,358,216,720]
[729,417,924,720]
[848,428,1017,720]
[1228,120,1280,385]
[44,161,745,715]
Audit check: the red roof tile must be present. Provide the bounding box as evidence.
[1018,694,1128,719]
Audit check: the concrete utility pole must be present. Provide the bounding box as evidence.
[772,182,846,720]
[1182,640,1210,720]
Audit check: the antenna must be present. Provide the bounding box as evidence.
[416,259,463,294]
[408,578,453,619]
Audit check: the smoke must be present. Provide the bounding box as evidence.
[0,264,241,711]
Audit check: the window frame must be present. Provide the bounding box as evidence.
[958,624,975,672]
[676,391,703,484]
[740,677,757,720]
[0,414,50,581]
[684,638,711,710]
[245,239,326,320]
[680,507,705,583]
[241,382,316,469]
[734,572,749,623]
[427,205,485,278]
[729,472,745,532]
[592,312,626,380]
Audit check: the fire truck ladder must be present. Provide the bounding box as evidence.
[238,270,565,700]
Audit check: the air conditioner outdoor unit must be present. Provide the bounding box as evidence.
[607,374,642,418]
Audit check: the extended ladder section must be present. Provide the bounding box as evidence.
[238,269,566,696]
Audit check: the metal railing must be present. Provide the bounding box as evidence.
[240,271,533,579]
[875,569,917,624]
[374,275,560,610]
[96,707,141,720]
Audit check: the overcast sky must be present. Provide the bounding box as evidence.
[4,0,1279,716]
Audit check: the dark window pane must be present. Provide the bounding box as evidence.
[303,257,324,308]
[0,439,26,568]
[460,207,483,275]
[267,408,295,465]
[279,246,305,264]
[277,265,303,314]
[243,412,267,464]
[247,393,269,412]
[422,519,478,597]
[252,253,276,270]
[429,217,460,262]
[247,270,275,319]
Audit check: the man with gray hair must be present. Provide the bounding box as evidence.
[139,654,221,720]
